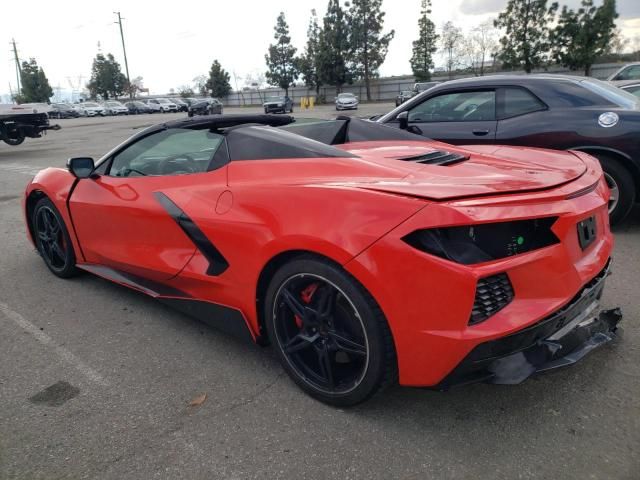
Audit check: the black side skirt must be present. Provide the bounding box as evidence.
[78,264,255,344]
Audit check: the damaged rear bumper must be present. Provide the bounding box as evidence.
[438,262,622,389]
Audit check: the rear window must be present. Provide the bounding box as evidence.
[501,87,546,118]
[226,126,356,160]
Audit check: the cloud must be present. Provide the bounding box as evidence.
[459,0,506,16]
[460,0,640,19]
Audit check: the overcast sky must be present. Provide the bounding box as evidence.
[2,0,639,99]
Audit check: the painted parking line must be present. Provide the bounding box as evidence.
[0,163,45,176]
[0,301,109,386]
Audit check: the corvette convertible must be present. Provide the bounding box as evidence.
[24,114,621,406]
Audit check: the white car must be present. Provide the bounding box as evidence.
[335,93,359,111]
[145,98,178,113]
[608,62,640,85]
[102,100,129,116]
[143,100,163,113]
[78,102,106,117]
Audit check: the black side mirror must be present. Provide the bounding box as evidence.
[67,157,95,179]
[397,111,409,130]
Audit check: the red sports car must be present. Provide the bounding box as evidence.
[23,114,621,406]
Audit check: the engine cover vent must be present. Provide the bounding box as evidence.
[398,150,469,166]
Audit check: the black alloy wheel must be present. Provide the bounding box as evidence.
[32,198,78,278]
[265,256,397,406]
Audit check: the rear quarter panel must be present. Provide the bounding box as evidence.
[165,168,427,336]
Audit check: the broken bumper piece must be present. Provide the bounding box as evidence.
[437,262,622,389]
[488,307,622,384]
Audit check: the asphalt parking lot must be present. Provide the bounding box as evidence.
[1,105,639,479]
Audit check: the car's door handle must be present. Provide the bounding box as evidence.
[472,129,490,136]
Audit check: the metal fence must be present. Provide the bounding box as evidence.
[210,62,625,107]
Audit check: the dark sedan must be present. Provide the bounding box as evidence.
[263,95,293,114]
[378,75,640,224]
[187,98,223,117]
[172,98,189,112]
[124,101,154,114]
[48,103,80,119]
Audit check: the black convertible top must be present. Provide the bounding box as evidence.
[281,116,422,145]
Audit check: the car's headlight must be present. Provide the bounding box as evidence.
[403,217,559,265]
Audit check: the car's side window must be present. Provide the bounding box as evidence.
[615,66,640,80]
[500,87,546,118]
[408,90,496,122]
[108,128,224,177]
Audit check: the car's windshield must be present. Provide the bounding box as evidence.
[338,93,355,98]
[623,85,640,97]
[134,102,146,107]
[266,96,284,102]
[106,102,121,106]
[84,103,99,107]
[581,78,640,109]
[157,98,172,104]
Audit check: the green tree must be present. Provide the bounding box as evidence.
[205,60,232,98]
[18,58,53,103]
[494,0,558,73]
[410,0,439,82]
[348,0,395,101]
[550,0,618,76]
[317,0,353,94]
[298,9,323,94]
[87,53,128,100]
[265,12,298,95]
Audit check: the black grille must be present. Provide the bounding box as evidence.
[470,273,514,325]
[398,150,469,166]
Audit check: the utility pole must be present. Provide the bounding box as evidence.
[114,12,132,99]
[11,39,21,96]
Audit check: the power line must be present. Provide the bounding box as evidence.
[114,12,132,99]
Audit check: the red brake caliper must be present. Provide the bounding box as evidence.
[295,283,319,328]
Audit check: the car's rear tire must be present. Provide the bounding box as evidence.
[593,154,636,225]
[264,255,397,406]
[2,129,26,146]
[32,197,79,278]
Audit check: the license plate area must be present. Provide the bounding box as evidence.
[577,215,597,250]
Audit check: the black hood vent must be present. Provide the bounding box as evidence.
[398,150,469,166]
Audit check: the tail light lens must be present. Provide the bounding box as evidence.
[402,217,559,265]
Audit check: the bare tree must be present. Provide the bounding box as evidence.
[460,21,499,76]
[440,21,463,79]
[608,28,630,56]
[192,75,207,96]
[633,35,640,61]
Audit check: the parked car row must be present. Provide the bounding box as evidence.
[48,97,224,119]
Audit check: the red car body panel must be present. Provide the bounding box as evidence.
[23,127,614,387]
